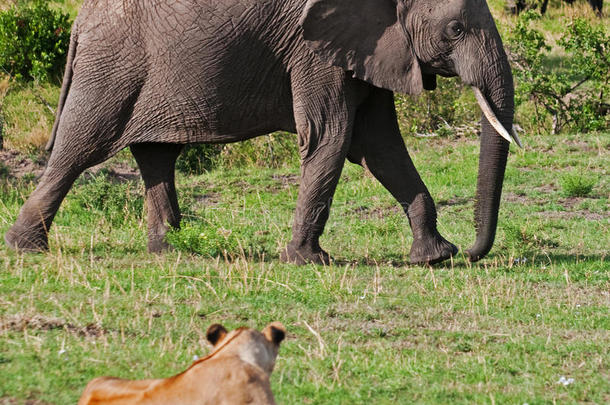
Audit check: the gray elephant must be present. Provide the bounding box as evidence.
[5,0,521,265]
[510,0,603,16]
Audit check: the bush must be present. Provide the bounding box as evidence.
[0,0,72,82]
[507,11,609,134]
[559,171,596,197]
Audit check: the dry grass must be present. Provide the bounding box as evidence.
[5,116,50,151]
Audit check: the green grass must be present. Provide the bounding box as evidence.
[0,1,608,403]
[1,132,608,404]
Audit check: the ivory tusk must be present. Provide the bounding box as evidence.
[472,87,523,148]
[511,125,523,148]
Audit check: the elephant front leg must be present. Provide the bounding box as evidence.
[281,93,355,265]
[348,89,457,265]
[281,168,337,265]
[130,143,182,253]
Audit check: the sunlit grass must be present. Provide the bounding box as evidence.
[1,132,608,404]
[0,1,608,403]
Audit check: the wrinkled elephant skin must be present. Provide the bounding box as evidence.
[6,0,516,265]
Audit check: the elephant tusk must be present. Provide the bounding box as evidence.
[511,125,523,148]
[472,87,522,148]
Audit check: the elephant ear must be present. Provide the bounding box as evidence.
[300,0,425,95]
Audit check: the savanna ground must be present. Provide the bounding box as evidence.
[0,0,608,403]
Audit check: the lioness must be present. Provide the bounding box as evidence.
[78,322,286,405]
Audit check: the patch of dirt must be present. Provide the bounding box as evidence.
[534,184,558,193]
[503,192,531,204]
[0,150,46,178]
[228,179,253,190]
[350,205,402,220]
[0,150,140,183]
[537,210,608,221]
[437,197,472,209]
[558,196,591,209]
[0,315,105,338]
[195,192,221,206]
[564,139,596,152]
[272,173,298,189]
[86,161,141,183]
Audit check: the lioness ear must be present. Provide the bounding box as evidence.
[301,0,425,95]
[263,322,286,345]
[206,324,228,346]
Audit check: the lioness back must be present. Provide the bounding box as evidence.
[78,377,162,405]
[78,322,285,404]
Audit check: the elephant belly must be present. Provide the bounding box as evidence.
[124,0,298,144]
[126,75,296,145]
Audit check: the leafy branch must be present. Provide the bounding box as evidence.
[506,11,609,134]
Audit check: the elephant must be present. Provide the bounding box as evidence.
[510,0,603,16]
[5,0,521,265]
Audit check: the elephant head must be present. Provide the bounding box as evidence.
[301,0,520,261]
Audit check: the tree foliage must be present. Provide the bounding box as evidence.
[0,0,72,82]
[507,11,609,133]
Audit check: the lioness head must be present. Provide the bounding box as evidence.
[205,322,286,374]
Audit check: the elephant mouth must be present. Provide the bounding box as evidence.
[419,63,453,90]
[472,87,522,147]
[422,72,437,90]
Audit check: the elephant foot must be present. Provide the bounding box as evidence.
[409,234,458,265]
[148,234,171,253]
[280,240,331,265]
[5,224,49,253]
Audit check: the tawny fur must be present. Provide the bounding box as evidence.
[78,322,285,405]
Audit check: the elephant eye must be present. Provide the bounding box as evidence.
[447,21,465,39]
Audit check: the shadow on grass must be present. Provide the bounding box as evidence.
[332,251,608,270]
[540,252,607,265]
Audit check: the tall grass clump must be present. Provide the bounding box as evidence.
[216,132,300,169]
[166,221,240,257]
[166,220,276,259]
[63,171,144,226]
[559,171,597,197]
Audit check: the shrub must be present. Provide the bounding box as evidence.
[559,171,596,197]
[507,11,609,133]
[0,0,72,82]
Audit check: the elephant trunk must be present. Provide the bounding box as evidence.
[466,58,514,262]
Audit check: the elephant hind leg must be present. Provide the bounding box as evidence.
[130,142,183,253]
[4,143,119,252]
[5,80,139,252]
[5,165,83,252]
